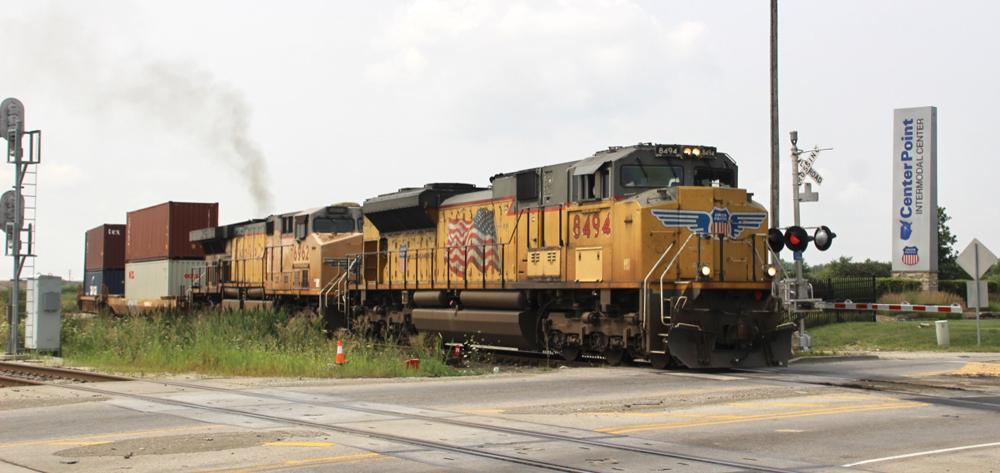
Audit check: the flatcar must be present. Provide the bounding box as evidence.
[349,143,793,369]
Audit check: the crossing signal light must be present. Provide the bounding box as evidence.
[767,228,785,253]
[813,226,836,251]
[784,226,810,252]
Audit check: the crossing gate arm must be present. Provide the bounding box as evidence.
[817,300,964,313]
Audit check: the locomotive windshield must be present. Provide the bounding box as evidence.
[620,165,682,188]
[313,217,356,233]
[693,168,735,188]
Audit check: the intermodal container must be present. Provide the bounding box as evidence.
[126,202,219,262]
[124,259,205,300]
[84,270,126,296]
[85,224,126,270]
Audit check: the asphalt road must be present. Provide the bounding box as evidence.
[0,352,997,473]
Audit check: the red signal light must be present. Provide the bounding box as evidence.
[783,226,810,252]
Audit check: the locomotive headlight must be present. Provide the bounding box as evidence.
[698,264,712,278]
[683,147,693,156]
[764,264,778,278]
[691,147,701,156]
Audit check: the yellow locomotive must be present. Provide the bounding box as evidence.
[191,204,363,313]
[352,143,793,369]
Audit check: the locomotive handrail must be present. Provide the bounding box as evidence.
[640,239,676,330]
[652,232,700,328]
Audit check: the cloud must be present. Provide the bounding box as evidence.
[364,0,713,137]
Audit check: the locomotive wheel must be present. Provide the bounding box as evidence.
[605,349,630,366]
[648,353,672,370]
[561,346,581,362]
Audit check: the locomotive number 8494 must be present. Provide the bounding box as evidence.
[351,143,793,369]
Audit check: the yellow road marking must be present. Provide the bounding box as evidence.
[598,402,927,434]
[728,403,827,407]
[905,369,955,377]
[0,424,223,449]
[776,429,804,433]
[586,412,742,419]
[806,395,901,401]
[649,385,779,396]
[458,409,505,413]
[262,442,335,447]
[47,441,113,446]
[197,453,386,473]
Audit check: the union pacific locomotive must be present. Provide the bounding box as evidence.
[189,204,363,319]
[351,143,793,368]
[182,143,792,369]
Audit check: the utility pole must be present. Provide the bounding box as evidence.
[770,0,780,232]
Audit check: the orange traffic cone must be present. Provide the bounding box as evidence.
[336,340,346,365]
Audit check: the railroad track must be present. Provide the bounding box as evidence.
[6,366,817,472]
[0,361,131,387]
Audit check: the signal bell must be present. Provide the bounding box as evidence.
[783,226,810,252]
[813,225,836,251]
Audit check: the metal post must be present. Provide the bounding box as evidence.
[975,244,981,346]
[3,98,26,357]
[10,136,20,356]
[790,131,809,350]
[770,0,780,233]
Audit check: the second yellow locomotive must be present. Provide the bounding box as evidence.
[351,143,793,369]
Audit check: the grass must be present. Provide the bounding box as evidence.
[806,319,1000,353]
[4,306,471,378]
[0,285,474,378]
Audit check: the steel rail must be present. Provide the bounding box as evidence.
[0,374,45,387]
[0,362,132,383]
[9,365,808,472]
[38,373,804,473]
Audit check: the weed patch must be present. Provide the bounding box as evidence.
[59,309,474,379]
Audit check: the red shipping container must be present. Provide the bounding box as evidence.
[85,224,126,270]
[126,202,219,262]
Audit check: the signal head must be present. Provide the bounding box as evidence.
[784,226,810,252]
[813,226,836,251]
[767,228,785,253]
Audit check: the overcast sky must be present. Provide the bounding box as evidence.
[1,0,997,280]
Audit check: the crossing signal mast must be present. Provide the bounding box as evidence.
[2,98,41,357]
[767,131,836,351]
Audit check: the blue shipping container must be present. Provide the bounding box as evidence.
[84,270,125,296]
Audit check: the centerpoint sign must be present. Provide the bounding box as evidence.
[891,106,938,288]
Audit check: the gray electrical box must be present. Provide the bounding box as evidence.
[25,275,62,353]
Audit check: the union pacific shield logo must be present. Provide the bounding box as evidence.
[651,207,766,240]
[902,246,919,266]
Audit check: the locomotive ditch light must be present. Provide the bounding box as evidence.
[698,264,712,279]
[764,264,778,278]
[783,226,810,252]
[767,228,785,253]
[813,226,836,251]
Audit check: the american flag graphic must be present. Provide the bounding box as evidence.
[709,208,731,237]
[902,246,919,266]
[447,208,500,277]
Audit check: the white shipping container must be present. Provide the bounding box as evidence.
[125,259,205,300]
